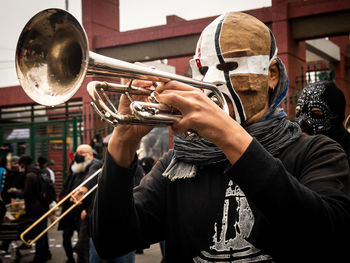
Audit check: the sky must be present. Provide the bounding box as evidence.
[0,0,271,88]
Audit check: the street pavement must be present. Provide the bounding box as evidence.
[1,224,162,263]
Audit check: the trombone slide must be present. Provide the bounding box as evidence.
[20,168,101,246]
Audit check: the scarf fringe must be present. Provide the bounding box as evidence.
[162,158,197,181]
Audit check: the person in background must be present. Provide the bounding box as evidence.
[37,156,56,185]
[90,134,103,160]
[72,152,144,263]
[0,157,7,197]
[1,155,24,205]
[296,80,350,165]
[48,160,56,184]
[8,155,50,263]
[0,155,24,253]
[0,156,8,253]
[58,144,102,263]
[91,11,350,262]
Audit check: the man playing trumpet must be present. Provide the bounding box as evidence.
[91,12,350,262]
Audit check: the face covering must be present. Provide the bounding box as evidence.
[71,153,92,174]
[74,153,85,163]
[189,12,275,124]
[296,81,345,135]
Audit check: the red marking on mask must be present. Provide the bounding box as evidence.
[196,58,202,68]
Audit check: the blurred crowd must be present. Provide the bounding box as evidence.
[0,128,169,263]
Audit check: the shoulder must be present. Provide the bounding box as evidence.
[87,158,103,174]
[26,171,39,181]
[281,134,350,188]
[92,158,103,167]
[281,133,344,157]
[279,133,347,170]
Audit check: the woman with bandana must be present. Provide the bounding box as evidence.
[296,80,350,165]
[91,12,350,262]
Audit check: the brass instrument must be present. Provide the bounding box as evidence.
[15,8,229,126]
[15,8,229,245]
[20,168,101,246]
[345,115,350,132]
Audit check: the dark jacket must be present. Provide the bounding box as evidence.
[58,158,102,230]
[92,134,350,262]
[1,167,25,204]
[84,159,143,237]
[12,165,47,217]
[326,124,350,166]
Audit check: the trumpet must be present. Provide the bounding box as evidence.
[20,168,101,246]
[15,8,229,127]
[16,8,229,245]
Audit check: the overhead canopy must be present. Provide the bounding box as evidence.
[6,128,30,140]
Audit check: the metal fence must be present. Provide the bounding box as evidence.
[0,101,83,194]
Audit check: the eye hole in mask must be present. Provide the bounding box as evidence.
[216,62,238,72]
[310,107,324,119]
[199,66,208,76]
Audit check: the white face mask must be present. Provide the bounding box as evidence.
[189,12,275,124]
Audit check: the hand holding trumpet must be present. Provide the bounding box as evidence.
[108,79,156,168]
[109,77,252,167]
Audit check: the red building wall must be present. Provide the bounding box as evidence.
[1,0,349,134]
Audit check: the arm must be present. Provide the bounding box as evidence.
[91,80,252,259]
[91,150,169,259]
[230,136,350,257]
[10,172,36,199]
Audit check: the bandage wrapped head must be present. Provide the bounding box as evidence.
[190,12,277,124]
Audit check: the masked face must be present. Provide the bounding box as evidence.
[74,153,85,163]
[295,85,331,135]
[190,12,274,124]
[71,146,93,174]
[71,154,92,174]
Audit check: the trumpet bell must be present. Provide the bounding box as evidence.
[15,8,89,106]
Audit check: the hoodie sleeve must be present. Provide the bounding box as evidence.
[91,150,170,259]
[227,137,350,259]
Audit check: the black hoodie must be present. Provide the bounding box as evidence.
[12,164,48,217]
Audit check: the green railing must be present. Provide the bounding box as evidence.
[0,101,83,194]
